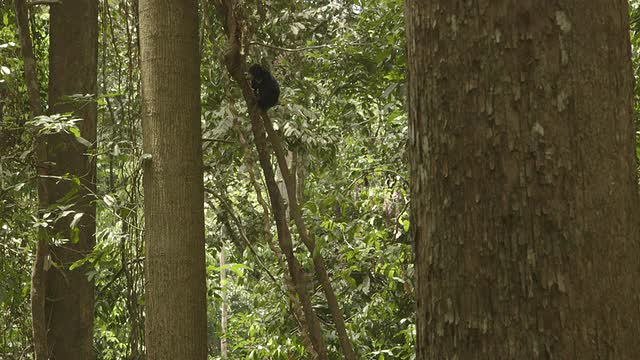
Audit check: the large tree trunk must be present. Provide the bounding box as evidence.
[44,0,98,358]
[138,0,207,358]
[407,1,640,358]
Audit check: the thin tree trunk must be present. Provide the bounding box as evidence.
[247,102,328,359]
[45,1,98,358]
[407,1,640,358]
[220,242,228,359]
[215,2,329,358]
[212,21,318,357]
[263,114,356,360]
[138,0,207,358]
[13,2,47,358]
[234,120,319,359]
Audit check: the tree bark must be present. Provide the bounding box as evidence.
[407,1,640,358]
[139,0,207,358]
[41,0,98,359]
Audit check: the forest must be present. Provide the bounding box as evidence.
[1,0,640,359]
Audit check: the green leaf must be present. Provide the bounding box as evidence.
[75,136,92,147]
[103,194,116,207]
[215,263,251,277]
[382,82,397,98]
[69,257,88,270]
[70,227,80,243]
[70,212,84,228]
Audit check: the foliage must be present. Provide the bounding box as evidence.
[201,0,412,358]
[630,0,640,160]
[0,4,44,356]
[3,0,640,358]
[1,0,413,354]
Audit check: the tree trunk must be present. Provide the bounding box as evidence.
[44,0,98,358]
[13,2,48,358]
[234,121,320,359]
[215,2,329,357]
[219,242,228,359]
[138,0,207,358]
[407,1,640,358]
[262,115,356,360]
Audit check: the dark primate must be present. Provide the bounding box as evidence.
[248,64,280,110]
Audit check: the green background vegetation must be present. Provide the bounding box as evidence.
[1,0,412,358]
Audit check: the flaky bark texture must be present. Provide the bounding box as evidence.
[407,1,640,358]
[139,0,207,358]
[44,0,98,359]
